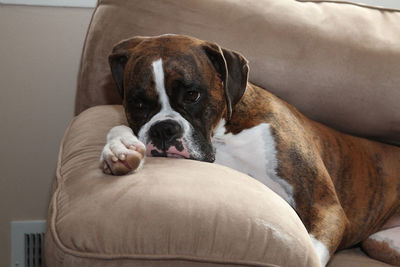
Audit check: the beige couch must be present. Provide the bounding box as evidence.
[45,0,400,266]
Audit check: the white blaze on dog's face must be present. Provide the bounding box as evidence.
[108,35,246,162]
[137,58,205,160]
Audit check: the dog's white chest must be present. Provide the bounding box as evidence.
[212,120,294,207]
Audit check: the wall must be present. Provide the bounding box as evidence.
[0,4,93,266]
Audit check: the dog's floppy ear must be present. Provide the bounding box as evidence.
[203,42,249,121]
[109,37,147,98]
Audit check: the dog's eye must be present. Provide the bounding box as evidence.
[183,90,201,104]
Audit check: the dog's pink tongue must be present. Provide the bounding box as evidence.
[146,143,190,159]
[166,146,190,158]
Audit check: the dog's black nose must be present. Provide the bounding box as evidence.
[149,120,183,149]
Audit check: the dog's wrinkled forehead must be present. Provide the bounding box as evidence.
[119,36,215,103]
[125,36,210,79]
[122,35,205,56]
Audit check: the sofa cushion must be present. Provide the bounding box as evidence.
[329,248,395,267]
[76,0,400,144]
[45,105,320,267]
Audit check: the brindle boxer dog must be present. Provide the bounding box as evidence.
[99,34,400,266]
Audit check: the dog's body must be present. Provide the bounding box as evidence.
[100,35,400,266]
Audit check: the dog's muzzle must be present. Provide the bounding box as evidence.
[147,119,190,158]
[149,120,183,149]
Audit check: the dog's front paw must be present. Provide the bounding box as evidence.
[100,126,146,175]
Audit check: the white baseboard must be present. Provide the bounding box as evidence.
[1,0,398,10]
[352,0,400,9]
[0,0,96,8]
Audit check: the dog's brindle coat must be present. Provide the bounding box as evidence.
[101,35,400,266]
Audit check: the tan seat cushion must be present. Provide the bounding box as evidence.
[76,0,400,144]
[45,105,320,267]
[329,248,395,267]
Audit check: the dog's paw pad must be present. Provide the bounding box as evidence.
[124,150,144,170]
[100,138,146,176]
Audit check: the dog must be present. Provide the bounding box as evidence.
[99,34,400,266]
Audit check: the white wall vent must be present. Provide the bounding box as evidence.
[11,220,46,267]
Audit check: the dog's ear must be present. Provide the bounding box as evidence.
[109,37,147,98]
[203,42,249,121]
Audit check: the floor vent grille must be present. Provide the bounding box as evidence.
[24,233,45,267]
[11,221,46,267]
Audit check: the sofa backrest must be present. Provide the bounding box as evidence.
[76,0,400,145]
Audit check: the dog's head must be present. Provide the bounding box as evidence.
[109,34,249,162]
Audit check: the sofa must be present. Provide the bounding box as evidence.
[45,0,400,266]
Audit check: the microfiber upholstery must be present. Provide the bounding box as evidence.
[76,0,400,144]
[45,105,320,267]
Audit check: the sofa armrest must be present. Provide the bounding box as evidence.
[45,105,319,267]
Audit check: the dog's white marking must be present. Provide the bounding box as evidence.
[212,119,295,207]
[100,125,146,173]
[152,59,172,112]
[137,58,203,159]
[106,125,135,141]
[309,234,330,267]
